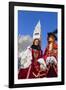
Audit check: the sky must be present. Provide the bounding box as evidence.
[18,10,58,52]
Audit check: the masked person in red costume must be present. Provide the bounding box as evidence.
[43,30,58,77]
[18,21,47,79]
[29,21,47,78]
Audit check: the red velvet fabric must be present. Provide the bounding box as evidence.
[18,68,29,79]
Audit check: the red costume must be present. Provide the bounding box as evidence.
[29,48,42,78]
[43,42,58,77]
[18,46,46,79]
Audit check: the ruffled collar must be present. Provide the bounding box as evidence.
[31,45,41,50]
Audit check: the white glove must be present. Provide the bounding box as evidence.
[46,56,57,65]
[38,58,47,70]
